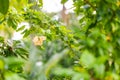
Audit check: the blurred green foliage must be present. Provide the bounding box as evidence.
[0,0,120,80]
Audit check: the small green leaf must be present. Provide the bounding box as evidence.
[16,25,25,32]
[7,17,17,29]
[0,0,9,14]
[87,38,95,47]
[23,30,30,38]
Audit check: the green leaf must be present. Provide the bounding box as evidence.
[87,38,95,47]
[0,36,4,42]
[80,50,95,68]
[0,0,9,14]
[5,57,24,67]
[0,59,4,70]
[72,72,90,80]
[7,17,17,29]
[39,0,43,6]
[5,72,25,80]
[94,64,105,78]
[61,0,68,4]
[16,25,25,32]
[53,67,75,76]
[23,30,30,38]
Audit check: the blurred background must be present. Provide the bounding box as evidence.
[1,0,120,80]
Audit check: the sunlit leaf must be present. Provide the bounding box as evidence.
[61,0,68,4]
[80,50,95,68]
[0,59,4,70]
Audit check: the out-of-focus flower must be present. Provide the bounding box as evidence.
[32,36,46,46]
[117,1,120,6]
[106,35,111,41]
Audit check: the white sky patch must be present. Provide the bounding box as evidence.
[65,0,74,12]
[12,32,23,40]
[42,0,62,13]
[42,0,73,13]
[12,22,30,40]
[36,61,43,66]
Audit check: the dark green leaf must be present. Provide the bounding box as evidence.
[7,17,17,29]
[0,0,9,14]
